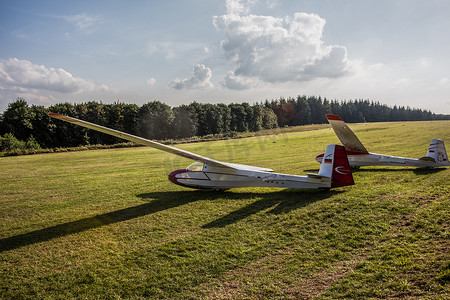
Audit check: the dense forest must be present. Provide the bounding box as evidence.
[0,96,449,152]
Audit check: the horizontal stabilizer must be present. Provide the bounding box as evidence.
[418,156,435,163]
[306,173,328,179]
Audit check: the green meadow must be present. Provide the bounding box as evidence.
[1,120,449,299]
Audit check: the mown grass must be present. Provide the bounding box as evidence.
[1,120,449,299]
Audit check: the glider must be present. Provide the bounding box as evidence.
[49,113,354,190]
[316,114,449,168]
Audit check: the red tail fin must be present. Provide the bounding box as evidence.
[332,145,354,188]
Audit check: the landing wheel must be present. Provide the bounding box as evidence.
[214,188,227,192]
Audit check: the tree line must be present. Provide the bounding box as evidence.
[0,96,448,151]
[267,96,448,126]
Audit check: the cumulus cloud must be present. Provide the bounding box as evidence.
[214,0,350,89]
[170,64,213,90]
[0,57,109,94]
[226,0,256,15]
[221,71,259,90]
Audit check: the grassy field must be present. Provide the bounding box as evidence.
[1,120,449,299]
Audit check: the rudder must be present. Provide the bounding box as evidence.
[426,139,450,167]
[318,144,354,187]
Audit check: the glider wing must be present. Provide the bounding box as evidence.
[48,113,274,172]
[326,114,369,154]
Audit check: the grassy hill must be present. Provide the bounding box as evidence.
[1,120,449,298]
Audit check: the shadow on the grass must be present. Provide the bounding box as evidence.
[0,189,339,252]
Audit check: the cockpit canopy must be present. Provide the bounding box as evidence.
[187,162,204,172]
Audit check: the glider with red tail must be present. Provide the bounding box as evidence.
[316,114,449,168]
[49,113,354,191]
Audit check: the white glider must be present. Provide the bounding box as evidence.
[49,113,354,190]
[316,114,449,168]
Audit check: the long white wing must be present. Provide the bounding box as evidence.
[48,113,274,172]
[326,114,369,154]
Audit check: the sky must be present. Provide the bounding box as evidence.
[1,0,450,114]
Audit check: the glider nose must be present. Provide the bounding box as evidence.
[316,153,324,163]
[168,169,189,185]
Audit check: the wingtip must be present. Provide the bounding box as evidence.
[326,114,343,121]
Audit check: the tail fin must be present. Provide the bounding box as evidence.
[425,139,450,167]
[319,144,355,188]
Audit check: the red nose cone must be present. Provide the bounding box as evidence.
[168,169,188,185]
[316,153,324,163]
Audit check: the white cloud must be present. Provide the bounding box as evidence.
[147,42,177,60]
[204,46,212,54]
[265,0,277,9]
[369,63,384,71]
[60,13,104,33]
[0,58,109,94]
[147,77,156,87]
[226,0,257,16]
[220,71,259,90]
[213,3,350,89]
[147,41,209,62]
[170,64,213,90]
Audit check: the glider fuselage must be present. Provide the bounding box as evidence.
[169,164,333,190]
[316,151,435,168]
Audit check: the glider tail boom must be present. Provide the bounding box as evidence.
[318,144,354,188]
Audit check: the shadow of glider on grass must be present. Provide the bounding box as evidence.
[49,113,354,191]
[316,114,449,168]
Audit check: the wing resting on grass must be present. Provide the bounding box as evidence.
[48,113,274,172]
